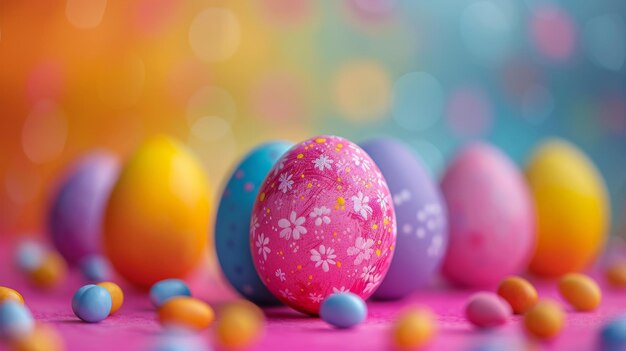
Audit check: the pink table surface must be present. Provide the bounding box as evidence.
[1,239,625,351]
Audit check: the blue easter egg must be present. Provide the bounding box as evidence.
[72,284,112,323]
[320,292,367,328]
[361,138,448,300]
[215,141,292,305]
[0,301,35,340]
[150,279,191,307]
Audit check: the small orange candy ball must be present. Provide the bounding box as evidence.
[96,282,124,314]
[524,300,565,340]
[29,251,67,288]
[391,307,437,349]
[558,273,601,311]
[0,286,24,305]
[215,300,266,349]
[11,323,64,351]
[497,276,538,314]
[157,297,214,331]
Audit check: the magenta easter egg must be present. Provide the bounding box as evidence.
[250,135,397,315]
[441,142,535,287]
[48,151,120,265]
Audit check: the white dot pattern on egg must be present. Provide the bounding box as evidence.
[250,135,397,315]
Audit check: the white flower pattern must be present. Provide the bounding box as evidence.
[312,154,334,171]
[310,245,337,272]
[280,289,295,300]
[275,268,286,282]
[347,237,375,265]
[332,286,350,294]
[376,190,388,212]
[360,265,375,281]
[352,192,372,220]
[309,293,323,303]
[278,211,307,240]
[309,206,331,226]
[256,233,270,261]
[278,173,294,193]
[352,154,370,171]
[364,273,382,294]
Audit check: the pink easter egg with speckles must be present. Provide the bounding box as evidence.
[250,135,397,315]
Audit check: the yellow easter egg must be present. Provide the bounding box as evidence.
[103,136,210,288]
[526,139,609,277]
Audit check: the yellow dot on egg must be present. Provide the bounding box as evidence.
[337,185,342,190]
[376,249,381,256]
[338,143,343,148]
[336,261,342,268]
[341,206,345,210]
[333,232,338,237]
[301,174,305,178]
[297,153,304,159]
[346,167,351,172]
[266,208,270,214]
[390,245,394,251]
[315,138,326,144]
[335,148,340,152]
[297,265,302,270]
[307,182,312,188]
[384,218,389,225]
[259,192,265,201]
[372,224,378,230]
[279,251,283,256]
[308,275,313,280]
[309,143,314,148]
[337,177,342,182]
[378,240,382,244]
[337,197,345,205]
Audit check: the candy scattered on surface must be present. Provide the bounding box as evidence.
[29,251,67,289]
[251,135,397,315]
[14,240,45,273]
[96,282,124,315]
[215,300,266,349]
[157,297,214,331]
[103,136,211,288]
[10,323,65,351]
[0,286,24,305]
[391,306,437,349]
[320,293,367,329]
[142,329,209,351]
[441,142,535,287]
[48,151,119,265]
[600,315,626,350]
[72,285,113,323]
[465,292,511,328]
[523,300,565,340]
[150,279,192,308]
[361,137,448,300]
[0,301,35,341]
[558,273,601,311]
[526,139,609,277]
[215,141,292,306]
[497,276,538,314]
[80,255,112,282]
[605,262,626,288]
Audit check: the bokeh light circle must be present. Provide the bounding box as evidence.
[332,60,391,122]
[445,86,493,138]
[250,71,305,123]
[392,72,444,131]
[191,116,231,142]
[187,85,237,126]
[65,0,107,29]
[460,1,514,64]
[583,14,625,71]
[21,100,67,164]
[26,61,65,104]
[522,84,554,125]
[411,140,445,176]
[348,0,397,21]
[529,5,576,61]
[133,0,179,36]
[189,8,241,63]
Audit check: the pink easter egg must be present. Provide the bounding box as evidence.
[250,135,397,315]
[441,142,535,287]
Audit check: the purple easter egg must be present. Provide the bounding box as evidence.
[48,151,120,265]
[361,138,448,300]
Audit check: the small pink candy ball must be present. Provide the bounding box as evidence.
[250,135,397,315]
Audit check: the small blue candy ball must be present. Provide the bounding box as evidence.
[14,240,45,273]
[320,292,367,329]
[80,255,112,282]
[72,285,112,323]
[0,301,35,340]
[149,279,191,307]
[601,316,626,350]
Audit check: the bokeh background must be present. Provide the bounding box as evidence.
[1,0,625,239]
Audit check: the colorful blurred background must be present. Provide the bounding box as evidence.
[1,0,625,239]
